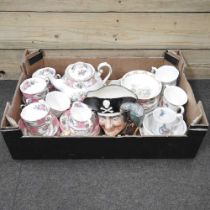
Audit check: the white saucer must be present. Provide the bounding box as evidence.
[142,112,187,136]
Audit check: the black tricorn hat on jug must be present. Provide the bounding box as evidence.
[83,85,138,116]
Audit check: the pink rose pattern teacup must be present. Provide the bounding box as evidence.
[20,100,61,136]
[59,102,100,136]
[32,67,61,91]
[20,77,48,104]
[18,113,60,136]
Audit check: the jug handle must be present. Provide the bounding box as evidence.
[97,62,112,85]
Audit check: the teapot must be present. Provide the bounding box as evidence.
[49,61,112,101]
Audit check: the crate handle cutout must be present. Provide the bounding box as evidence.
[28,49,44,65]
[164,50,179,66]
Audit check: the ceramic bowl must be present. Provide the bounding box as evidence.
[120,70,162,113]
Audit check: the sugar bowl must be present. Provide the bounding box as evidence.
[120,70,162,113]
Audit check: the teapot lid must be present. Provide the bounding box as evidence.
[66,62,95,82]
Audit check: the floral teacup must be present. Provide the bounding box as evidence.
[21,101,50,126]
[20,77,48,104]
[32,67,61,90]
[69,102,93,130]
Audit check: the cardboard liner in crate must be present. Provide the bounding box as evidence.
[0,49,209,159]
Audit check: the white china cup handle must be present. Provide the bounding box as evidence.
[97,62,112,85]
[25,98,33,105]
[151,67,158,74]
[177,106,185,115]
[56,74,61,79]
[20,104,26,109]
[176,113,183,124]
[173,113,183,130]
[44,77,50,84]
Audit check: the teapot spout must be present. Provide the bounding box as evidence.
[48,75,85,101]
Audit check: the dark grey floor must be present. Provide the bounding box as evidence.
[0,80,209,210]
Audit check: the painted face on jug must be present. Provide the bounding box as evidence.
[98,113,127,137]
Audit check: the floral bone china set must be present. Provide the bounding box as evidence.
[18,62,188,137]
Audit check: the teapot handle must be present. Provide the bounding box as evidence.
[97,62,112,85]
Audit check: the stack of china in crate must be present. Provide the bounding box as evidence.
[18,60,188,137]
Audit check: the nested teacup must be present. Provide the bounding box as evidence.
[20,77,48,104]
[45,91,71,117]
[68,101,97,136]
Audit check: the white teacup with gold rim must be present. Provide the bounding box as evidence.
[141,111,187,136]
[162,85,188,114]
[151,65,179,87]
[45,91,71,117]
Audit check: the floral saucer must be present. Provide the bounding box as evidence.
[18,113,60,136]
